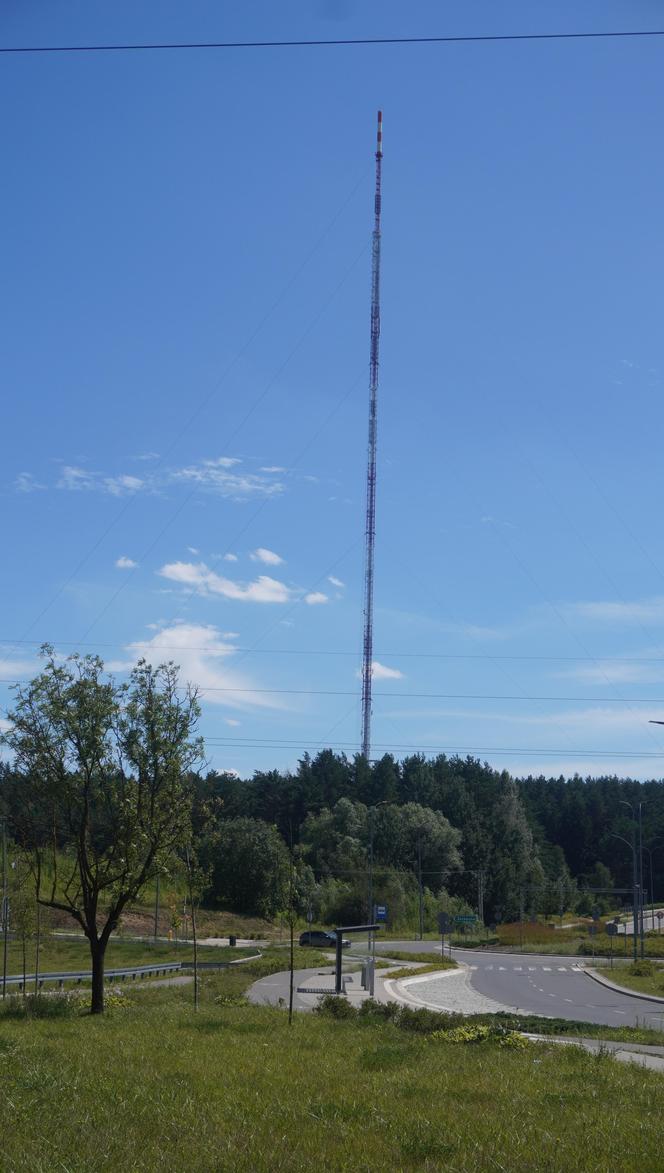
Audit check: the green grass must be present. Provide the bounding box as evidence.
[1,936,256,978]
[382,962,457,980]
[2,973,664,1171]
[591,959,664,999]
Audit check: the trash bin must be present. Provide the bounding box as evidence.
[229,935,237,947]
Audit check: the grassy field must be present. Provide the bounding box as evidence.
[0,936,257,978]
[2,967,664,1171]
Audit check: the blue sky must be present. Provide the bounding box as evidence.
[3,0,664,780]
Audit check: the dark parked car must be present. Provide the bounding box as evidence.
[299,930,351,949]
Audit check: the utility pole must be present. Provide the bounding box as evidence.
[417,833,424,940]
[476,869,485,926]
[2,821,8,998]
[360,110,383,760]
[638,802,645,957]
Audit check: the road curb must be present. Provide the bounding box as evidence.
[584,966,664,1004]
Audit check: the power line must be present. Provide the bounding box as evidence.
[200,736,664,759]
[3,676,664,705]
[2,30,664,55]
[4,637,664,664]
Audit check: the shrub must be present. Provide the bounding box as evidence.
[627,960,655,977]
[314,994,358,1019]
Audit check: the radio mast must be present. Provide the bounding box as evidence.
[360,111,383,760]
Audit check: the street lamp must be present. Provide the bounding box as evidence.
[620,799,645,958]
[610,831,639,963]
[642,843,663,934]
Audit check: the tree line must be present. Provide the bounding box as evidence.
[2,650,664,1012]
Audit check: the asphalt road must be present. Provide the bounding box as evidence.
[249,940,664,1027]
[370,940,664,1028]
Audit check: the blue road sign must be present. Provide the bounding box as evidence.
[374,905,388,922]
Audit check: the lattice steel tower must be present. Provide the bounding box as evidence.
[360,111,383,760]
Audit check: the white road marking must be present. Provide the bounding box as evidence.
[543,966,552,972]
[557,967,567,972]
[564,998,573,1003]
[499,966,507,971]
[528,966,536,971]
[514,966,523,971]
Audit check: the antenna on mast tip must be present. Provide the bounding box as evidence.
[376,110,383,155]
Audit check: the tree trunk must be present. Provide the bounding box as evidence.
[90,939,106,1015]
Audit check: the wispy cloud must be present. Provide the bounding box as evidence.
[115,556,137,570]
[57,466,96,491]
[567,596,664,625]
[250,547,284,566]
[328,575,345,589]
[171,458,282,500]
[15,472,45,493]
[304,591,328,606]
[37,456,284,502]
[104,475,144,496]
[158,560,292,603]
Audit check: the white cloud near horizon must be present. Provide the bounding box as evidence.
[125,623,280,710]
[158,560,292,603]
[251,547,284,566]
[304,591,328,605]
[115,555,137,569]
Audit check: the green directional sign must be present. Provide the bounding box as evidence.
[455,915,477,924]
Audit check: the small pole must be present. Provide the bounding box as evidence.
[34,901,41,994]
[154,873,160,942]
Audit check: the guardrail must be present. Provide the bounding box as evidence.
[1,962,182,991]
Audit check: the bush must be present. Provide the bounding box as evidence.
[314,993,358,1019]
[627,960,655,977]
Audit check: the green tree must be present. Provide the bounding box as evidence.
[1,651,202,1014]
[202,817,291,919]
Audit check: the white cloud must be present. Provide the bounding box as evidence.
[53,455,283,501]
[328,576,345,589]
[223,553,238,562]
[362,661,404,681]
[187,546,200,556]
[115,556,138,570]
[251,547,284,566]
[104,475,144,496]
[125,622,278,710]
[568,596,664,625]
[15,472,45,493]
[224,718,241,727]
[172,458,282,500]
[260,466,286,473]
[135,452,160,462]
[158,561,292,604]
[57,465,95,491]
[304,591,328,605]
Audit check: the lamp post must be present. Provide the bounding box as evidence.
[610,831,639,963]
[620,799,645,958]
[642,844,663,934]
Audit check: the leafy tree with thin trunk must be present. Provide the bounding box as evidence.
[1,649,202,1014]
